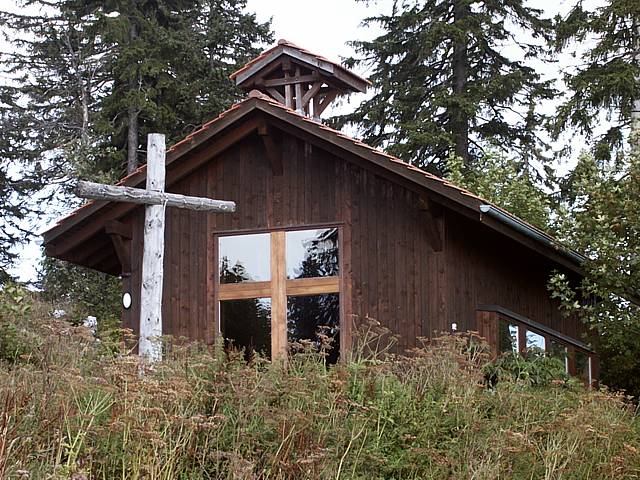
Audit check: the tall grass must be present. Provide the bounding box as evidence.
[0,292,639,479]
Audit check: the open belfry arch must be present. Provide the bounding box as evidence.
[230,39,370,118]
[43,40,598,382]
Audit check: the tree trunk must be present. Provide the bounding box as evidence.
[633,25,640,139]
[127,7,140,174]
[80,81,90,149]
[452,0,470,163]
[127,105,139,173]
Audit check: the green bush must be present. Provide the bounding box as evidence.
[484,350,570,388]
[0,283,33,364]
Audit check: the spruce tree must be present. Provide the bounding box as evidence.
[0,0,110,281]
[341,0,555,173]
[94,0,272,173]
[554,0,640,161]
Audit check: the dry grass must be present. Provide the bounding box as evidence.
[0,292,639,479]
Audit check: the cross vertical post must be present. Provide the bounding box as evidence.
[139,133,166,361]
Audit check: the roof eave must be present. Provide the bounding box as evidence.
[44,94,586,278]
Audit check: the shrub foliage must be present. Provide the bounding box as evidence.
[0,299,639,479]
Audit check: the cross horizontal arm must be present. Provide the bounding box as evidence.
[75,180,236,213]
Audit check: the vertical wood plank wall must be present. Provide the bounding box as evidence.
[122,130,587,352]
[445,212,585,340]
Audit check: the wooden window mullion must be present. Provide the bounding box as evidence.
[567,346,576,376]
[271,231,287,360]
[518,324,526,356]
[218,281,272,300]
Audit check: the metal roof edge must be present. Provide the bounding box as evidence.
[479,204,586,267]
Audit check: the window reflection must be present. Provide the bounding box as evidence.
[547,339,568,373]
[220,298,271,360]
[575,351,591,384]
[287,293,339,364]
[525,330,545,352]
[219,233,270,283]
[498,320,519,354]
[286,228,338,279]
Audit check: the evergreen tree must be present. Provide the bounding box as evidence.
[341,0,555,173]
[94,0,272,173]
[554,0,640,161]
[1,0,271,301]
[445,150,552,230]
[0,0,111,281]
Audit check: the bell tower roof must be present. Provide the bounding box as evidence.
[230,39,370,119]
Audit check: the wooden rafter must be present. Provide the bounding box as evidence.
[301,81,323,109]
[106,220,132,274]
[314,90,338,117]
[419,194,444,252]
[266,88,285,104]
[105,219,132,239]
[258,123,283,175]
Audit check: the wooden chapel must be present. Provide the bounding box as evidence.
[43,39,597,382]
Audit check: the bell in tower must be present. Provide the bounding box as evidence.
[230,39,370,120]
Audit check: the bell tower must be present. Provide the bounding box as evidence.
[230,39,370,119]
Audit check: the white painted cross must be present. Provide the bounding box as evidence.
[76,133,236,361]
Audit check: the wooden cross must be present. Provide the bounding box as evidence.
[76,133,236,361]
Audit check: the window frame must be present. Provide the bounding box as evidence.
[214,224,344,360]
[482,306,596,386]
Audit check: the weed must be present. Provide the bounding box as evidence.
[0,298,638,479]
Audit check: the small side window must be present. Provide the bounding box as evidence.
[498,320,519,354]
[525,330,545,352]
[575,351,592,385]
[547,339,569,373]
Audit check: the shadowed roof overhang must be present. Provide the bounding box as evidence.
[42,92,587,277]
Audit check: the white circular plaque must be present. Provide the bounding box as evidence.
[122,292,132,309]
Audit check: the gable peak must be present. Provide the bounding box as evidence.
[230,40,369,119]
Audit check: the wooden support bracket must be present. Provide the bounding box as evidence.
[106,220,132,274]
[258,123,283,176]
[105,219,132,239]
[419,195,444,252]
[266,88,285,104]
[314,90,338,116]
[264,72,320,88]
[302,81,323,109]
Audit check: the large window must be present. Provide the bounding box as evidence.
[493,313,594,385]
[219,233,270,283]
[220,298,271,359]
[217,227,340,362]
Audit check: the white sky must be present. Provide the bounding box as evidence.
[9,0,605,283]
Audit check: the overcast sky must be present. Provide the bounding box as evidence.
[9,0,604,283]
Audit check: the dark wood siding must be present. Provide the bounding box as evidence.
[445,210,585,340]
[122,127,586,352]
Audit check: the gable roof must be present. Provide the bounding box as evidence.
[230,39,370,93]
[42,90,585,275]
